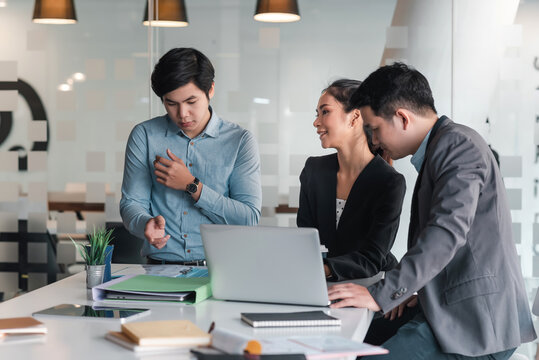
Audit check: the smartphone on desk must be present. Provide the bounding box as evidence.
[32,304,151,323]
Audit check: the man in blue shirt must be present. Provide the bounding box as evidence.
[120,48,262,264]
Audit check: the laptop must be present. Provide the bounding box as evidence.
[200,224,330,307]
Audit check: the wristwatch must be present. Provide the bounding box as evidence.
[185,177,200,195]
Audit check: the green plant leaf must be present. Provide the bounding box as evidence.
[77,226,114,265]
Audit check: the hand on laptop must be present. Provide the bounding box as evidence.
[328,283,381,311]
[144,215,171,249]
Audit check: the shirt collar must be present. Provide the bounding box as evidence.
[202,107,220,138]
[165,106,221,139]
[410,129,431,173]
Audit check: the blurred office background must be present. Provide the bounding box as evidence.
[0,1,538,353]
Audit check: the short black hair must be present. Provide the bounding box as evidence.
[351,62,437,120]
[151,48,215,99]
[323,79,362,113]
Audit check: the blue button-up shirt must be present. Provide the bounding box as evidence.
[120,108,262,261]
[410,130,431,173]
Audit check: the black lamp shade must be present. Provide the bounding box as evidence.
[143,0,188,27]
[32,0,77,24]
[254,0,300,22]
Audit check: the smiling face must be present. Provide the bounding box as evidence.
[163,81,215,139]
[313,92,358,149]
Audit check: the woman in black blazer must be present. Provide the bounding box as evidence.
[297,79,406,281]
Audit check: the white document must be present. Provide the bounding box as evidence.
[211,328,388,358]
[113,265,193,278]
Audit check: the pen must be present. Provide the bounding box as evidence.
[179,267,193,276]
[208,321,215,334]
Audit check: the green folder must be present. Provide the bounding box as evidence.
[105,275,212,304]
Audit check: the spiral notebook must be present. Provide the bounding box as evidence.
[240,311,341,328]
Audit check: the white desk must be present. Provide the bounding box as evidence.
[0,265,373,360]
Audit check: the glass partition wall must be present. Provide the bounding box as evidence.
[0,0,537,319]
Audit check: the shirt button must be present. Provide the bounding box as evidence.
[190,142,194,146]
[189,163,193,167]
[183,211,188,215]
[187,249,191,253]
[183,234,187,238]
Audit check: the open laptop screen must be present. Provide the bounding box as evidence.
[201,224,329,307]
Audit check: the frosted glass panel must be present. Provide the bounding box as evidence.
[86,182,106,203]
[57,212,77,234]
[0,182,19,202]
[0,212,18,232]
[0,61,17,81]
[0,91,17,111]
[386,26,408,48]
[28,212,48,233]
[27,152,47,172]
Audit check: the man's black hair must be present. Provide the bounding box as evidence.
[351,62,437,120]
[151,47,215,99]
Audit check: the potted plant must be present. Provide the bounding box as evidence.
[71,227,114,289]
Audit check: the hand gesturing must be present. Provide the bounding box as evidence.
[144,215,171,249]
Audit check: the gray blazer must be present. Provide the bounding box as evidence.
[368,117,536,356]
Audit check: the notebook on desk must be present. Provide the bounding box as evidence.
[201,224,330,306]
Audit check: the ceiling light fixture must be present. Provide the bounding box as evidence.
[254,0,300,23]
[143,0,188,28]
[32,0,77,24]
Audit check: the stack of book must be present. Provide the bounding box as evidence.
[106,319,211,353]
[0,317,47,345]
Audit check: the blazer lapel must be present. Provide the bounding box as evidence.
[337,155,379,232]
[319,155,338,248]
[408,116,449,248]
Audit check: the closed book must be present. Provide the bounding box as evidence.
[0,317,47,335]
[105,331,191,354]
[121,320,211,347]
[240,311,341,328]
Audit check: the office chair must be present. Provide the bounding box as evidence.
[106,222,145,264]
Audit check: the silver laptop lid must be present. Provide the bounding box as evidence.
[201,224,329,307]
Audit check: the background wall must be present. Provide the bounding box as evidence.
[1,1,539,328]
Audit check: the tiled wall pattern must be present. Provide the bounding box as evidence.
[1,1,538,305]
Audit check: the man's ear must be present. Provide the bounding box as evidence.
[395,109,411,130]
[208,82,215,100]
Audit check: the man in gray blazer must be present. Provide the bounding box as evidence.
[328,63,536,359]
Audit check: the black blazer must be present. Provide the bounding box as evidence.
[297,154,406,281]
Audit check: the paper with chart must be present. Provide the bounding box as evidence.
[113,265,208,278]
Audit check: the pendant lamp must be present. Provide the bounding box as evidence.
[143,0,188,27]
[32,0,77,24]
[254,0,300,23]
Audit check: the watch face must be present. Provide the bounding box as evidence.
[186,183,198,194]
